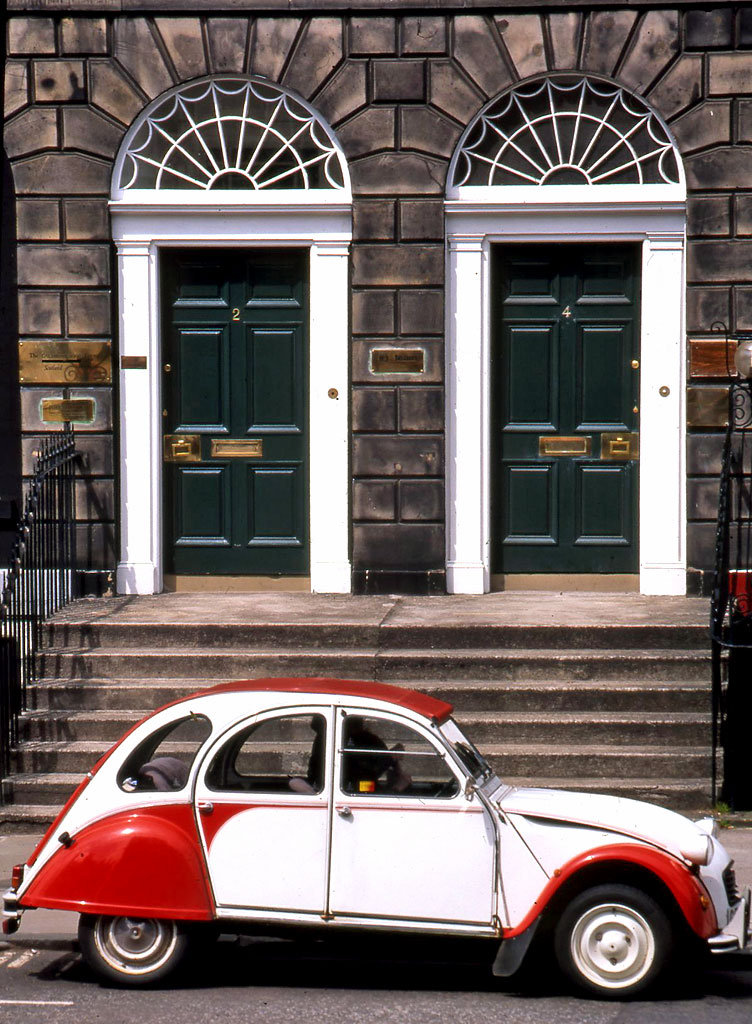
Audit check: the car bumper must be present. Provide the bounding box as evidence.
[2,889,22,935]
[708,888,752,954]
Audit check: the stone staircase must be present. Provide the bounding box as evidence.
[0,594,714,831]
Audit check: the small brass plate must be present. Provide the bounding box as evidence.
[371,349,425,374]
[211,439,263,458]
[163,434,201,463]
[41,398,95,424]
[19,341,112,384]
[539,436,592,456]
[601,432,639,460]
[121,355,147,370]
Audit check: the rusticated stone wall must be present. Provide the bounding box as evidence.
[4,6,752,591]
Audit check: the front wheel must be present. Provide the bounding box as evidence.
[78,914,190,985]
[554,884,672,998]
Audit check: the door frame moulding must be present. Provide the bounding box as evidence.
[111,199,352,595]
[445,195,687,596]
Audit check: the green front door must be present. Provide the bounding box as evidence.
[162,250,308,575]
[492,244,640,574]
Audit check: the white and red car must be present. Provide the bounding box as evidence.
[3,678,750,995]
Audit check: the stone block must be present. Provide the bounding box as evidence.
[4,108,58,158]
[687,522,715,572]
[73,435,115,477]
[352,523,444,570]
[315,62,367,127]
[5,62,29,118]
[63,108,123,158]
[17,245,110,288]
[61,17,108,55]
[686,148,752,190]
[352,290,396,336]
[352,435,443,477]
[372,60,425,103]
[75,478,115,522]
[454,16,511,99]
[398,290,443,335]
[398,386,444,431]
[64,200,110,241]
[349,17,395,57]
[739,101,752,143]
[206,18,248,74]
[13,154,111,196]
[353,200,396,241]
[18,292,62,336]
[75,522,116,571]
[686,286,730,333]
[90,60,146,127]
[9,18,56,55]
[736,194,752,236]
[114,17,173,99]
[399,479,444,521]
[283,18,344,100]
[687,433,724,476]
[352,152,446,196]
[495,14,547,79]
[647,55,702,121]
[582,11,637,75]
[33,60,86,103]
[686,9,733,50]
[352,245,443,288]
[251,18,301,82]
[709,54,752,97]
[735,287,752,331]
[337,107,395,158]
[66,291,112,336]
[399,108,461,159]
[402,18,446,56]
[690,241,752,285]
[21,386,112,433]
[352,480,396,521]
[687,478,720,521]
[620,11,679,95]
[352,387,397,432]
[156,18,207,80]
[686,386,729,429]
[352,339,443,384]
[687,195,731,238]
[398,200,443,242]
[16,199,60,241]
[742,9,752,48]
[429,60,484,125]
[549,12,581,70]
[671,101,730,156]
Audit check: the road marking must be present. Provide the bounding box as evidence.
[0,1000,74,1007]
[6,949,37,969]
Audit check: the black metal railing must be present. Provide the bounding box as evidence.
[0,428,78,799]
[711,368,752,807]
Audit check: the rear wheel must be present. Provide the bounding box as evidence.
[554,884,672,997]
[78,914,190,985]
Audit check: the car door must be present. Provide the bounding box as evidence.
[328,709,497,925]
[194,706,331,914]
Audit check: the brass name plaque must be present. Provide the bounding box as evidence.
[41,398,96,424]
[371,349,425,374]
[121,355,148,370]
[601,432,639,461]
[211,439,263,458]
[539,436,592,457]
[19,341,112,384]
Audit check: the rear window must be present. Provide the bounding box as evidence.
[118,714,212,793]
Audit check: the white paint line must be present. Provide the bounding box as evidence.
[0,1000,74,1006]
[6,949,37,969]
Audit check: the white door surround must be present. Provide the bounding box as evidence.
[445,194,687,596]
[111,199,352,595]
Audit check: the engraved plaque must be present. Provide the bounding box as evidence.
[20,341,112,384]
[371,349,425,374]
[121,355,148,370]
[211,439,263,458]
[41,398,96,424]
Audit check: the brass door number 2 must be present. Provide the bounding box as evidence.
[232,308,240,320]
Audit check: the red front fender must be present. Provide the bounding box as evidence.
[21,804,214,921]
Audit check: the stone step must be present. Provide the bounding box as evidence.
[36,647,711,682]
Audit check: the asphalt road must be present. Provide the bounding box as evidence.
[2,933,752,1024]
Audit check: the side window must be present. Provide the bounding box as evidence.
[340,715,459,799]
[118,714,212,793]
[206,713,326,794]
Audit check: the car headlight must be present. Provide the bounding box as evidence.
[694,816,719,839]
[680,834,712,866]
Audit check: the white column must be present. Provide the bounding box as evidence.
[446,233,489,594]
[639,233,687,595]
[309,240,352,593]
[115,242,161,595]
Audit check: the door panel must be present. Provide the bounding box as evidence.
[492,244,639,574]
[175,467,231,546]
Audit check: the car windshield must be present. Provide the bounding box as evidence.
[440,718,494,784]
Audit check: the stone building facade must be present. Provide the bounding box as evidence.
[2,3,750,596]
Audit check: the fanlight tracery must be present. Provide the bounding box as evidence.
[117,76,347,192]
[451,77,681,188]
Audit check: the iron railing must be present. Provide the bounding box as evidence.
[0,428,78,800]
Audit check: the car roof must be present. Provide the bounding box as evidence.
[185,677,454,724]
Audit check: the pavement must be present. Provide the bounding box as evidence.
[2,824,752,948]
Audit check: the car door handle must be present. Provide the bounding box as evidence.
[198,801,214,816]
[336,806,352,819]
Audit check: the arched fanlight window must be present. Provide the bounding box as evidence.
[114,76,348,193]
[450,76,681,189]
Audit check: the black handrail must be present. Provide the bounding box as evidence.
[0,427,78,801]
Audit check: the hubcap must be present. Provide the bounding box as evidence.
[94,916,178,976]
[570,902,655,990]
